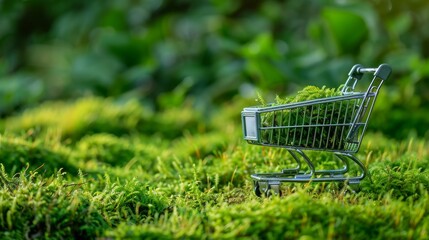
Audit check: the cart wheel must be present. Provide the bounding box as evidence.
[263,184,271,197]
[265,183,281,197]
[253,181,262,197]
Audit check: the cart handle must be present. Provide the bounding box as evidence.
[342,63,392,94]
[345,63,392,142]
[349,63,392,81]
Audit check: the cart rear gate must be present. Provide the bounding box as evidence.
[241,64,392,197]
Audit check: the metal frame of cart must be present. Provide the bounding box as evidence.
[241,64,392,197]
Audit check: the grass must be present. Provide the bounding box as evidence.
[0,97,428,239]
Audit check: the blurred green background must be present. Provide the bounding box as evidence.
[1,0,428,139]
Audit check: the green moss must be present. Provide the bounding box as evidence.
[149,107,207,139]
[75,134,137,166]
[0,136,78,175]
[4,97,207,142]
[75,133,164,173]
[0,168,167,239]
[205,192,419,239]
[258,86,357,150]
[104,208,206,239]
[1,96,429,239]
[104,189,429,239]
[4,97,150,141]
[171,132,227,160]
[361,159,429,200]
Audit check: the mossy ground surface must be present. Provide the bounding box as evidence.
[0,97,428,239]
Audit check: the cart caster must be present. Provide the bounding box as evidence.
[265,183,281,197]
[253,180,262,197]
[253,181,281,197]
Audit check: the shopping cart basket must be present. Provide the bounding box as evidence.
[241,64,392,196]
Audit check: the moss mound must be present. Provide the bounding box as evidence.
[4,98,149,141]
[4,97,206,142]
[0,136,78,175]
[0,168,167,239]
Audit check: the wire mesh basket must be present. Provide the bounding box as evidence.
[242,64,392,196]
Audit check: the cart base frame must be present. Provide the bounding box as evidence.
[251,148,368,197]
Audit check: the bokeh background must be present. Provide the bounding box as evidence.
[1,0,428,139]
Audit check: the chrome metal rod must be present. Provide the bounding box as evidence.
[357,67,377,73]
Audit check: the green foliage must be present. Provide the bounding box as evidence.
[272,85,341,104]
[322,7,368,55]
[0,74,43,116]
[0,0,428,138]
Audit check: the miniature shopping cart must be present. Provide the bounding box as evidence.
[242,64,392,196]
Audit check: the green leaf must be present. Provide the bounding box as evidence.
[322,7,368,55]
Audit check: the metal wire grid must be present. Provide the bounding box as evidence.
[243,92,377,153]
[261,98,360,150]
